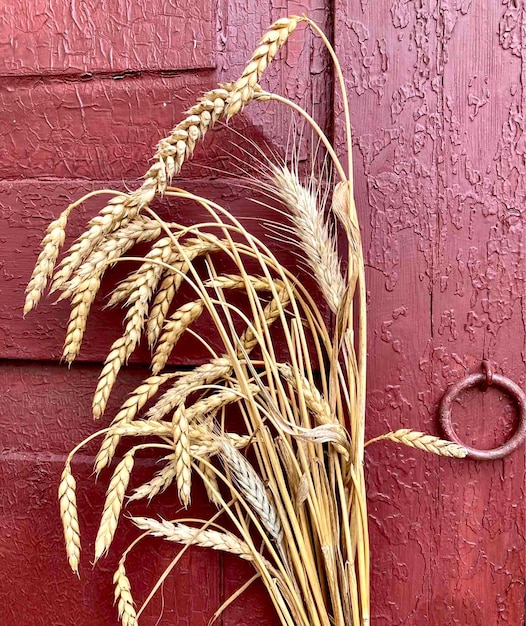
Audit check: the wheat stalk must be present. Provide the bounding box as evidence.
[128,455,178,503]
[366,429,468,458]
[113,560,138,626]
[151,300,205,374]
[49,85,235,296]
[95,450,135,561]
[271,165,345,314]
[94,373,176,475]
[205,274,282,292]
[24,209,70,314]
[226,16,301,118]
[172,405,192,507]
[60,218,163,364]
[106,236,215,308]
[238,288,290,354]
[132,517,265,565]
[91,238,178,418]
[220,441,283,545]
[146,358,232,421]
[58,463,81,576]
[185,384,259,423]
[51,194,138,293]
[59,217,162,300]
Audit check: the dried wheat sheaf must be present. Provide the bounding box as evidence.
[26,15,466,626]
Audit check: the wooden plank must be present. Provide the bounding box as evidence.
[431,1,525,623]
[0,74,224,181]
[0,361,223,625]
[335,1,525,624]
[0,0,215,75]
[335,2,442,622]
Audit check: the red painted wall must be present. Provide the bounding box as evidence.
[1,1,524,625]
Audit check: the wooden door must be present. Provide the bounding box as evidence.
[1,1,524,625]
[334,2,526,624]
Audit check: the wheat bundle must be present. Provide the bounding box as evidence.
[26,15,466,626]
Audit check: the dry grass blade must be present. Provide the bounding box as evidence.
[58,463,81,576]
[172,405,192,507]
[226,16,301,118]
[114,560,138,626]
[271,165,345,314]
[95,450,135,562]
[24,209,70,315]
[94,373,176,475]
[367,429,468,458]
[151,300,205,374]
[220,441,283,545]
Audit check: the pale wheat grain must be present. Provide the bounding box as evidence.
[24,210,69,315]
[151,300,205,374]
[58,463,81,576]
[370,429,468,458]
[226,16,301,118]
[95,450,134,561]
[113,560,138,626]
[94,373,176,475]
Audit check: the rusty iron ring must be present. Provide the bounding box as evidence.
[439,372,526,461]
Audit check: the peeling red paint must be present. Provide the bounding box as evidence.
[336,1,525,624]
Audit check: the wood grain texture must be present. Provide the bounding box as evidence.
[0,0,215,75]
[335,1,525,624]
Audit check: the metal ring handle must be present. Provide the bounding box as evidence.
[439,372,526,460]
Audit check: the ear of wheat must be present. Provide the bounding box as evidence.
[25,14,467,626]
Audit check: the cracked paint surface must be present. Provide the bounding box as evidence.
[337,1,525,624]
